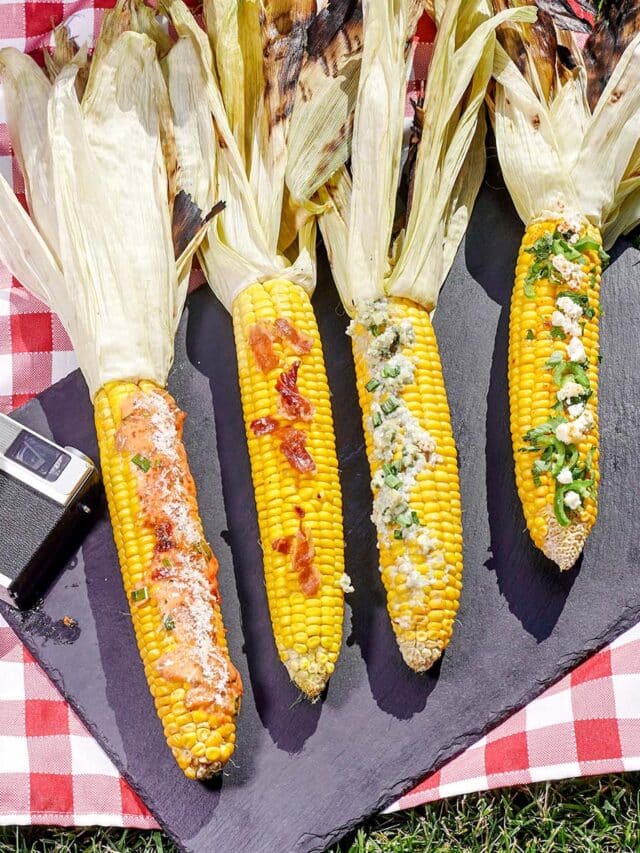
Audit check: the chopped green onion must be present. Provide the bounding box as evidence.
[365,378,380,392]
[381,397,399,415]
[393,529,404,540]
[369,324,382,337]
[411,511,420,526]
[395,510,414,528]
[132,454,151,472]
[131,586,149,603]
[372,411,382,428]
[384,473,402,490]
[382,364,401,378]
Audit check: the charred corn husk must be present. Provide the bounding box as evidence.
[95,380,241,779]
[350,298,462,670]
[510,217,601,570]
[232,279,344,697]
[491,1,640,568]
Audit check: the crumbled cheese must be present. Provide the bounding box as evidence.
[567,336,587,363]
[338,573,354,593]
[567,402,585,419]
[551,255,587,290]
[393,614,413,630]
[558,211,585,236]
[555,409,595,444]
[564,490,582,510]
[556,467,573,485]
[551,310,581,338]
[556,296,583,319]
[557,380,585,402]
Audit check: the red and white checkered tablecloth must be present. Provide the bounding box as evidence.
[3,0,640,832]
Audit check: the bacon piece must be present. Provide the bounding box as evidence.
[250,415,280,436]
[276,360,315,421]
[248,323,279,373]
[271,527,319,596]
[279,426,316,474]
[273,318,313,355]
[292,527,319,596]
[272,536,293,555]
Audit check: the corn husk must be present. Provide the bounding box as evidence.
[160,0,367,312]
[319,0,533,315]
[491,3,640,247]
[0,29,205,397]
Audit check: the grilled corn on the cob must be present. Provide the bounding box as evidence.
[232,279,344,696]
[0,12,242,777]
[316,0,531,668]
[491,1,640,567]
[160,0,357,696]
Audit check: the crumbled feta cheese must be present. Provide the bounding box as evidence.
[567,336,587,363]
[558,211,585,236]
[551,310,581,338]
[338,573,354,594]
[556,296,583,319]
[569,233,579,244]
[567,402,585,419]
[555,409,594,444]
[563,490,582,510]
[557,380,585,402]
[556,467,573,485]
[551,254,587,290]
[393,614,412,630]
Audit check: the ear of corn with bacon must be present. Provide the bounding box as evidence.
[232,279,344,695]
[160,0,360,697]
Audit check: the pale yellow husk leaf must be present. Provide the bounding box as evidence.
[493,23,640,247]
[162,0,317,312]
[0,32,197,397]
[319,0,533,315]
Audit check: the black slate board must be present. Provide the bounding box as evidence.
[3,178,640,853]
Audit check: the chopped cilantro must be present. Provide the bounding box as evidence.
[550,326,566,340]
[526,329,535,340]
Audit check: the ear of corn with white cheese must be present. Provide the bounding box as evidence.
[490,1,640,569]
[317,0,533,669]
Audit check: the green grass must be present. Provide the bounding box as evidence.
[2,774,640,852]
